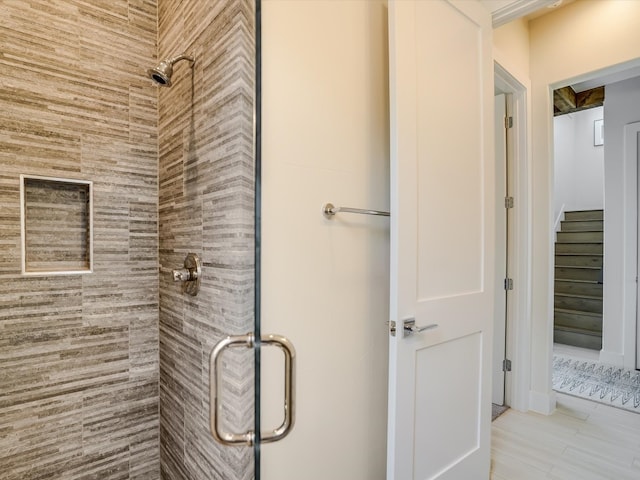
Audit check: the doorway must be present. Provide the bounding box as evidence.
[493,62,531,413]
[493,92,510,408]
[550,70,640,373]
[552,103,605,355]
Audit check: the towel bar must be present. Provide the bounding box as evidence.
[322,202,390,219]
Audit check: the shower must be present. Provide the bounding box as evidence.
[147,52,194,87]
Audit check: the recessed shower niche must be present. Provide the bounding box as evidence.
[20,175,93,275]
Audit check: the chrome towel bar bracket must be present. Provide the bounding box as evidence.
[322,202,390,219]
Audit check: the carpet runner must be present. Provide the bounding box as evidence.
[553,354,640,413]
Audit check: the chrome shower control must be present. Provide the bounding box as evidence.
[172,253,201,296]
[172,269,193,282]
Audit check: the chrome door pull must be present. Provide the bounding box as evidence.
[390,318,438,337]
[209,332,296,446]
[209,333,256,446]
[261,334,296,444]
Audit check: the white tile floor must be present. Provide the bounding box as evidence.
[491,392,640,479]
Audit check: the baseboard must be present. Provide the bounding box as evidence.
[528,390,556,415]
[599,349,624,367]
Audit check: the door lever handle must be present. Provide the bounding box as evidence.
[390,318,438,337]
[405,319,438,334]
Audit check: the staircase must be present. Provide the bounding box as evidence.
[553,209,603,350]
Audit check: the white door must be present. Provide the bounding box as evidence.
[387,1,495,479]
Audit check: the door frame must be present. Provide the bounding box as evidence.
[546,60,640,379]
[494,61,532,412]
[493,92,508,406]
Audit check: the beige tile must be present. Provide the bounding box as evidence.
[490,453,550,480]
[157,0,256,478]
[0,0,159,478]
[492,393,640,480]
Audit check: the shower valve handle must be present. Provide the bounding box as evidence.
[172,268,195,282]
[172,253,202,296]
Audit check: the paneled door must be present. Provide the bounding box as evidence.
[386,1,495,479]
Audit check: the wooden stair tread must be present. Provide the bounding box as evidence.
[555,252,603,256]
[556,265,602,274]
[564,210,603,217]
[554,292,602,301]
[560,221,603,231]
[556,241,603,244]
[554,307,602,317]
[555,278,600,284]
[554,325,602,336]
[561,218,602,222]
[555,265,601,270]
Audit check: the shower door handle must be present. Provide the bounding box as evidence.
[209,332,296,446]
[260,334,296,444]
[209,333,256,446]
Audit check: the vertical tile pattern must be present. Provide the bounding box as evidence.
[157,1,255,479]
[0,1,160,479]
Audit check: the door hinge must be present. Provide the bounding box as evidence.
[505,196,514,209]
[504,278,513,291]
[504,116,513,129]
[502,359,512,372]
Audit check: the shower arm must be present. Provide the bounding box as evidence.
[167,53,195,66]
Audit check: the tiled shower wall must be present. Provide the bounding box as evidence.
[0,1,160,479]
[156,1,255,479]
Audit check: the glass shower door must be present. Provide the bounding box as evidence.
[207,2,390,479]
[257,1,391,479]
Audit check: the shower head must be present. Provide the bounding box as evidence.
[147,53,195,87]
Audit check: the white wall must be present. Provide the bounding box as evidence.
[553,106,604,221]
[553,113,574,222]
[261,1,389,479]
[530,0,640,396]
[493,17,530,79]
